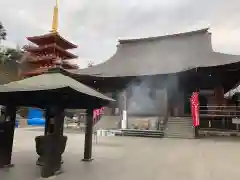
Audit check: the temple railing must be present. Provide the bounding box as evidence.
[199,105,240,130]
[28,54,57,61]
[199,106,240,117]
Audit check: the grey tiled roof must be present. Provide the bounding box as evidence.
[69,28,240,77]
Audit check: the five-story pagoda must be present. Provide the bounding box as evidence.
[21,0,78,77]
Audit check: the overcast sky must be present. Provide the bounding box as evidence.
[0,0,240,68]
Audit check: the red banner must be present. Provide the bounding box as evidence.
[190,92,200,127]
[93,107,105,122]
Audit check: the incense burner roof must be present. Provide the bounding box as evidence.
[0,72,114,108]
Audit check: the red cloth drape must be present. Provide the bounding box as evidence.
[190,92,200,127]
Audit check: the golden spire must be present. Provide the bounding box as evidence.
[51,0,59,33]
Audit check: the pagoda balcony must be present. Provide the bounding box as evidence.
[24,44,78,60]
[27,54,59,63]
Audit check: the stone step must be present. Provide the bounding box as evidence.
[166,126,194,130]
[165,131,194,134]
[166,131,193,134]
[165,135,195,139]
[121,133,164,138]
[167,123,193,126]
[167,124,193,127]
[165,129,194,133]
[167,129,193,132]
[167,121,193,124]
[164,117,195,139]
[166,131,194,134]
[167,120,192,123]
[165,131,195,135]
[118,129,164,138]
[165,132,194,136]
[121,131,164,136]
[166,124,193,127]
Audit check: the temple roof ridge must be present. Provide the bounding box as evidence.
[68,27,240,77]
[118,28,210,44]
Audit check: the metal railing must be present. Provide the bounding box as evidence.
[199,105,240,130]
[199,106,240,117]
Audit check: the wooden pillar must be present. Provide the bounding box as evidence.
[0,105,16,168]
[44,109,50,135]
[53,107,65,136]
[82,107,94,162]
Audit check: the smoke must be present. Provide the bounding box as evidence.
[127,79,156,115]
[125,75,179,116]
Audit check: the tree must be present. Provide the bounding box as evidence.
[0,47,22,84]
[87,61,94,67]
[0,21,6,41]
[0,48,22,64]
[0,23,21,84]
[4,48,22,62]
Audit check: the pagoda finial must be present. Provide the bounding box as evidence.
[51,0,59,33]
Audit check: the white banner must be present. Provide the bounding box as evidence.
[121,110,127,129]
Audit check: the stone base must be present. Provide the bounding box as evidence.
[41,168,63,178]
[0,164,14,168]
[82,158,94,162]
[54,169,64,176]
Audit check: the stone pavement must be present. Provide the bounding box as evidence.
[1,128,240,180]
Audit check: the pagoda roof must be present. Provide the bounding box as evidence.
[69,28,240,77]
[24,44,78,60]
[62,61,79,69]
[27,32,77,50]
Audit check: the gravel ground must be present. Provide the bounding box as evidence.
[1,128,240,180]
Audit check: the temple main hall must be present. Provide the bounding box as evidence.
[66,28,240,138]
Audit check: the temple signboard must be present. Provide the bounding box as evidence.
[232,118,240,124]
